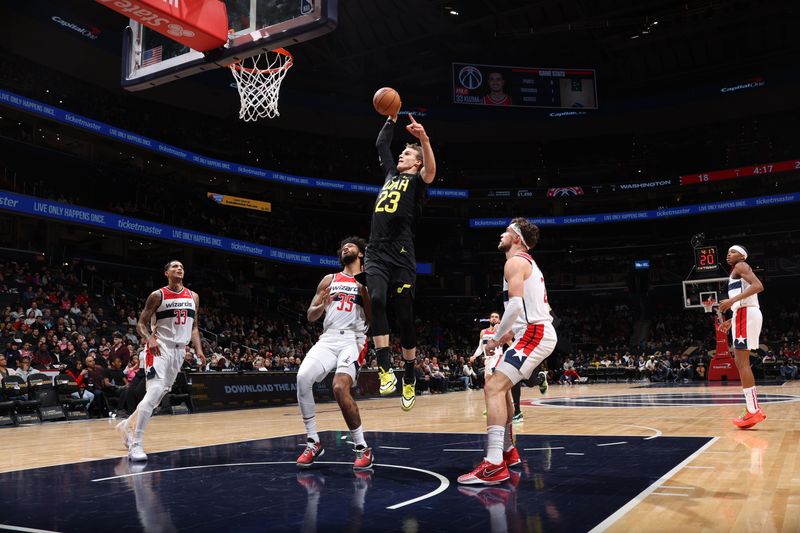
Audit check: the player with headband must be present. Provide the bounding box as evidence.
[458,218,557,485]
[718,244,766,428]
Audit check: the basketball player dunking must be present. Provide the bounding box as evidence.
[295,237,374,470]
[117,260,205,462]
[718,245,766,429]
[459,218,557,485]
[366,110,436,412]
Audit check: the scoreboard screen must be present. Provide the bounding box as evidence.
[694,246,719,273]
[453,63,597,109]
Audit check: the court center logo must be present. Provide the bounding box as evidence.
[167,23,195,38]
[458,66,483,90]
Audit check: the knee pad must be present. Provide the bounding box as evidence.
[393,292,416,349]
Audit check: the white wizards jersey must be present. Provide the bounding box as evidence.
[480,327,504,357]
[728,272,759,311]
[323,272,367,334]
[502,252,553,334]
[152,286,195,345]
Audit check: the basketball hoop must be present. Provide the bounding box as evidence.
[229,48,293,121]
[702,298,716,314]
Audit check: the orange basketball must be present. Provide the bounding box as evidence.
[373,87,401,116]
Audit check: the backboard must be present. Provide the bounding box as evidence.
[682,277,728,309]
[121,0,336,91]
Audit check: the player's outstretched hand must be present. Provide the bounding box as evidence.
[405,114,428,140]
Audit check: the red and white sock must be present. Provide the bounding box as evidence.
[486,425,504,464]
[743,386,759,414]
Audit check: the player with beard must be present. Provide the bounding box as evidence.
[459,218,557,485]
[295,237,375,470]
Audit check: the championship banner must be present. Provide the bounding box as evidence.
[208,192,271,213]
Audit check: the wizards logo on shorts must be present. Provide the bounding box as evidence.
[503,348,526,370]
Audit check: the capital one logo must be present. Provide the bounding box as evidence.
[167,23,195,38]
[458,66,483,90]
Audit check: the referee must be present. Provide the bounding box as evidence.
[365,111,436,411]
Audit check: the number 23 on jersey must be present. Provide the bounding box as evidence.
[375,190,401,213]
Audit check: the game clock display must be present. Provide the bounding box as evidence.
[695,246,719,273]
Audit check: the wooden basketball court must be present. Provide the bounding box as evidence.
[3,380,798,532]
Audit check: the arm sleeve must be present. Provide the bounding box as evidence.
[375,119,396,179]
[494,297,523,340]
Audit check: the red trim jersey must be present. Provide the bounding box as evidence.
[323,272,367,334]
[728,272,759,311]
[151,286,195,345]
[502,252,553,334]
[480,327,503,357]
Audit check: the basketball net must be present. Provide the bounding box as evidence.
[701,297,716,314]
[229,48,293,121]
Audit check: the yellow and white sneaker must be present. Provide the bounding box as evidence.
[378,368,397,395]
[401,379,416,411]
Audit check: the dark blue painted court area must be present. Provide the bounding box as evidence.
[1,431,712,533]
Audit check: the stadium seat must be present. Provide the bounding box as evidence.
[2,376,41,424]
[0,383,16,427]
[27,373,66,422]
[54,373,91,420]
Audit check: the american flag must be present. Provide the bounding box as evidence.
[141,45,163,67]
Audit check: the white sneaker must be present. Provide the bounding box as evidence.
[128,443,148,462]
[115,420,131,449]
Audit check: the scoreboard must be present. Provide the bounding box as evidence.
[453,63,597,109]
[694,246,720,273]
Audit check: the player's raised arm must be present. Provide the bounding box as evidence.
[376,117,397,179]
[406,114,436,184]
[307,274,334,322]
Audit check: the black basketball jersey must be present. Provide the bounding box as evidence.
[369,120,428,244]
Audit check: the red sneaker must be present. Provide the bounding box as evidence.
[503,446,522,467]
[296,440,324,467]
[353,447,374,471]
[733,408,766,429]
[457,459,509,485]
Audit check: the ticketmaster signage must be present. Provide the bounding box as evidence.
[0,190,433,274]
[469,192,800,227]
[0,89,468,199]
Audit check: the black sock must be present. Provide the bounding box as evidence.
[376,347,391,372]
[511,382,522,415]
[404,358,415,383]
